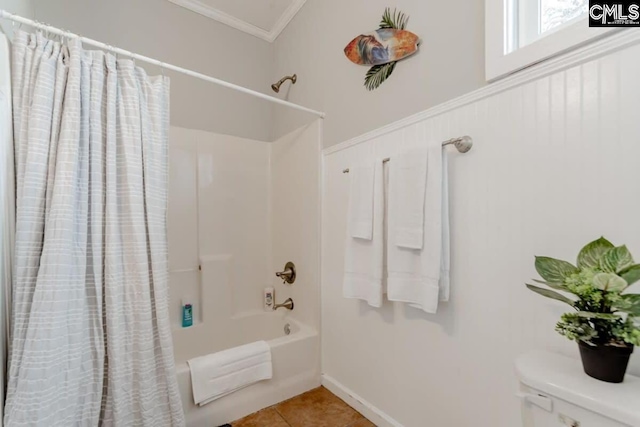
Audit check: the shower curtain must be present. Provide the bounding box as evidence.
[0,31,15,425]
[4,31,185,426]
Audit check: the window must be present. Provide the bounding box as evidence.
[541,0,587,33]
[486,0,617,80]
[513,0,588,51]
[510,0,588,51]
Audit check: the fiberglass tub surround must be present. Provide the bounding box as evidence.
[168,123,321,425]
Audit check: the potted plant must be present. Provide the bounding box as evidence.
[526,237,640,383]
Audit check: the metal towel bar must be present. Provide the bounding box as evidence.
[342,135,472,173]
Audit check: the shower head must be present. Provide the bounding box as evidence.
[271,74,297,93]
[442,136,473,153]
[453,136,473,153]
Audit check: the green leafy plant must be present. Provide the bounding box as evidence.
[379,7,409,30]
[364,62,396,91]
[364,8,409,91]
[527,237,640,347]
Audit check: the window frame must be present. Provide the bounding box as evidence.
[486,0,619,81]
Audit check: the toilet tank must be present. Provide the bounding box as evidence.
[516,352,640,427]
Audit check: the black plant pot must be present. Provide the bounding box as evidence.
[578,341,634,383]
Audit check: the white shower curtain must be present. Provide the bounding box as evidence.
[0,31,16,426]
[4,31,185,426]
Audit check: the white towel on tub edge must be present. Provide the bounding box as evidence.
[188,340,272,406]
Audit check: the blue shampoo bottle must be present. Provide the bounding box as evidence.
[182,299,193,327]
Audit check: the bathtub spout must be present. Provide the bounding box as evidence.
[273,298,294,311]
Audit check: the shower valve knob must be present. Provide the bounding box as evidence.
[275,262,296,284]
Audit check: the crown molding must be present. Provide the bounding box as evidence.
[269,0,306,42]
[168,0,306,43]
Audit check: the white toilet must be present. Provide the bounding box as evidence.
[516,352,640,427]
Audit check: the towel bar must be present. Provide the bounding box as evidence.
[342,135,472,173]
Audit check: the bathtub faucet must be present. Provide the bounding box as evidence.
[273,298,294,311]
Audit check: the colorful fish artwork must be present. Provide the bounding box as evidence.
[344,8,420,91]
[344,29,420,66]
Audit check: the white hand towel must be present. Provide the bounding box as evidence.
[343,160,384,308]
[187,341,272,406]
[440,150,451,302]
[392,147,428,249]
[387,145,450,313]
[347,161,376,240]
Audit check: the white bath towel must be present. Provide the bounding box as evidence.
[343,160,385,308]
[391,147,428,249]
[347,161,376,240]
[387,145,450,313]
[187,341,272,406]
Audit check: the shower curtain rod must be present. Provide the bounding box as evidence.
[0,9,326,119]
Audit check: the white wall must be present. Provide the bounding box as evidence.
[26,0,275,141]
[321,38,640,427]
[272,0,485,147]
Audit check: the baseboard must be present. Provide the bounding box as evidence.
[321,374,404,427]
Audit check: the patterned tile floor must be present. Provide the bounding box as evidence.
[231,387,376,427]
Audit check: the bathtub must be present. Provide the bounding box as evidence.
[173,311,320,427]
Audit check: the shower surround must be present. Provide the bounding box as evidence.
[167,122,322,425]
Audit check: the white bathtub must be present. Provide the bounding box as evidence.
[173,311,320,427]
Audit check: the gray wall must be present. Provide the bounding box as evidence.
[9,0,275,141]
[0,0,34,38]
[272,0,486,147]
[1,0,487,146]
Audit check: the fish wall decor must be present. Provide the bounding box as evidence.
[344,29,419,66]
[344,8,420,91]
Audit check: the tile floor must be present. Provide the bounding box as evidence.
[231,387,376,427]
